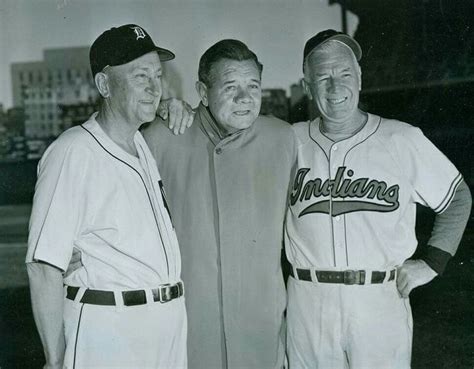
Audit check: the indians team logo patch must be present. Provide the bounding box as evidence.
[290,167,400,217]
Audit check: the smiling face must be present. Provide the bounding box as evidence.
[304,41,361,125]
[105,51,163,126]
[198,58,262,134]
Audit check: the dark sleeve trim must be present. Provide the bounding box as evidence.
[419,246,452,275]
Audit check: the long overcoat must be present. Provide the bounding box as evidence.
[143,105,296,369]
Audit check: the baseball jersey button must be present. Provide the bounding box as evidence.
[332,145,338,151]
[215,148,222,155]
[335,216,341,221]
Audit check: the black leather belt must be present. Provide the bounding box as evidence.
[66,282,184,306]
[289,268,396,285]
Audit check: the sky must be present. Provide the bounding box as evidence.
[0,0,358,109]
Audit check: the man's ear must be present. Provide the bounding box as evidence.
[301,78,313,101]
[195,81,209,107]
[95,72,110,98]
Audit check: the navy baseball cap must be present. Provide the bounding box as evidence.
[303,29,362,68]
[90,24,175,77]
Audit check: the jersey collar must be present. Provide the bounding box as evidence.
[310,113,381,152]
[82,112,145,169]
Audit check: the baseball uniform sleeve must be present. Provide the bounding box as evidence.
[26,139,90,272]
[397,126,462,213]
[419,180,472,274]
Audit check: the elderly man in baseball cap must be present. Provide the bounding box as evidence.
[26,24,188,368]
[284,29,471,368]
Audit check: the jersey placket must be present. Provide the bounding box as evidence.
[328,142,348,268]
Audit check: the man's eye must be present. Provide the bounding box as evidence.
[249,84,260,90]
[225,86,236,92]
[135,74,147,80]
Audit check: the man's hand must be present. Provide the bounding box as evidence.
[396,259,437,298]
[157,98,195,135]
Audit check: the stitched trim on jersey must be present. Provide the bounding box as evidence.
[72,303,85,369]
[340,116,382,266]
[80,125,170,277]
[433,173,463,213]
[328,145,337,266]
[309,119,329,161]
[343,214,349,266]
[158,180,173,223]
[342,117,381,163]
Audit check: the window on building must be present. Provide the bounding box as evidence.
[28,71,33,84]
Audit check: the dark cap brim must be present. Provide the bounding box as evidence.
[156,47,175,62]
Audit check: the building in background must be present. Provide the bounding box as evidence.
[0,104,8,159]
[0,107,28,161]
[9,47,98,160]
[261,88,289,121]
[288,82,321,123]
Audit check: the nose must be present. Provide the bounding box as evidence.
[146,77,162,97]
[327,76,341,93]
[234,86,252,103]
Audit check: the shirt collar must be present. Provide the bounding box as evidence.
[197,103,250,147]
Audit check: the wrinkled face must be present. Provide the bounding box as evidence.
[201,58,261,134]
[106,51,163,125]
[305,42,361,124]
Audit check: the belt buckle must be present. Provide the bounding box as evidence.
[160,284,172,303]
[343,270,359,285]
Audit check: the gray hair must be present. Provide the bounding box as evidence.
[303,40,359,80]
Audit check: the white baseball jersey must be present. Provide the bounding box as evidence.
[285,113,462,369]
[27,113,181,288]
[26,113,186,368]
[285,113,462,270]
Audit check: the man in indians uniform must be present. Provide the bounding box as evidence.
[284,29,472,368]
